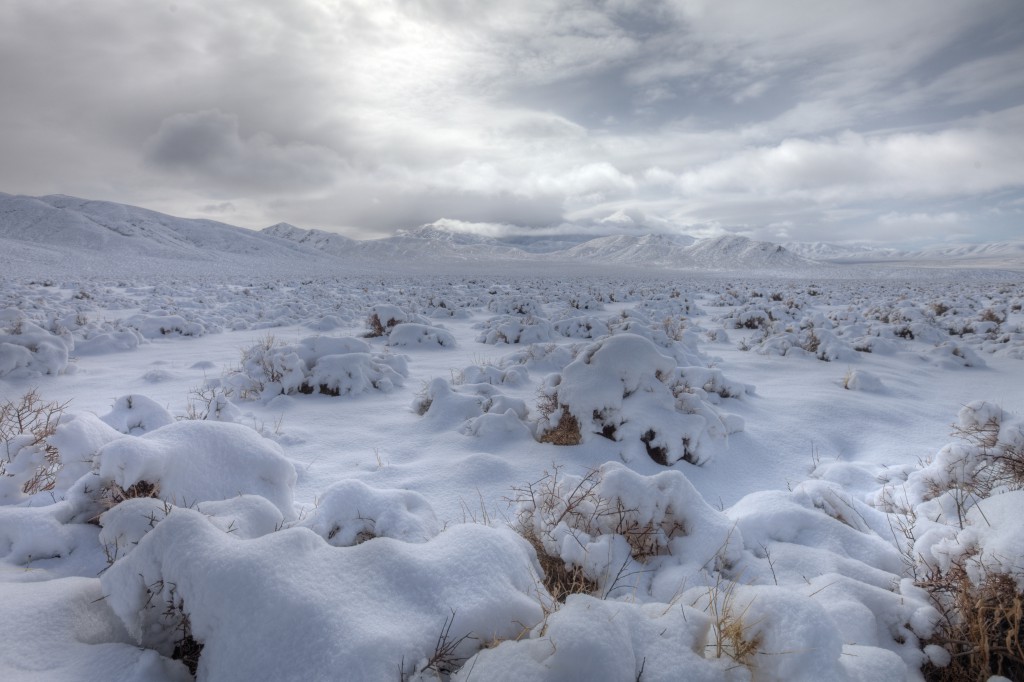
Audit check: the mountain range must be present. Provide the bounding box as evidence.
[1,192,1021,276]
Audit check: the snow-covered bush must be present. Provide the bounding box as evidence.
[551,315,609,339]
[387,322,456,349]
[457,363,529,387]
[498,342,577,373]
[365,304,425,337]
[875,401,1024,680]
[226,334,407,399]
[413,377,532,438]
[0,320,72,377]
[125,312,205,338]
[754,327,859,362]
[475,315,555,345]
[535,334,741,465]
[74,329,143,355]
[511,463,742,601]
[486,296,542,316]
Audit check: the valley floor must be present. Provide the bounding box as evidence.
[2,266,1023,681]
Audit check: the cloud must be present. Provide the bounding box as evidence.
[1,0,1022,245]
[143,110,339,193]
[677,114,1024,202]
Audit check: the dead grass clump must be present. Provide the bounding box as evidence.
[1,389,69,494]
[538,409,582,446]
[979,308,1006,324]
[365,312,400,338]
[412,381,434,416]
[802,329,821,355]
[510,467,684,602]
[921,567,1024,681]
[698,577,763,668]
[536,392,582,445]
[522,528,598,603]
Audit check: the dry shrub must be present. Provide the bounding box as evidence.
[509,467,684,602]
[901,410,1024,680]
[0,389,69,494]
[366,313,387,337]
[979,308,1006,324]
[232,334,284,399]
[949,417,1024,497]
[365,312,400,338]
[922,566,1024,681]
[182,384,234,421]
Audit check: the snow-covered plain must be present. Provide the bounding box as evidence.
[2,204,1024,681]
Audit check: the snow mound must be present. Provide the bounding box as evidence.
[296,479,439,546]
[68,420,297,522]
[456,594,728,682]
[101,394,175,435]
[0,320,71,377]
[101,512,544,680]
[387,322,456,349]
[0,576,192,681]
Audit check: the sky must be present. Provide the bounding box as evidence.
[2,0,1023,246]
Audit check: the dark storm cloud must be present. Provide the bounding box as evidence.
[1,0,1022,245]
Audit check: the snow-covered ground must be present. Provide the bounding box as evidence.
[2,254,1024,680]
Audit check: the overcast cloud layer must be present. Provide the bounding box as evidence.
[2,0,1023,245]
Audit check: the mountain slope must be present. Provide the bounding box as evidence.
[0,193,317,261]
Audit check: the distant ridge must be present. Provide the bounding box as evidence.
[1,192,1021,275]
[785,239,1024,267]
